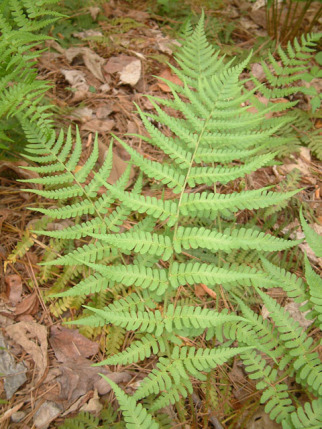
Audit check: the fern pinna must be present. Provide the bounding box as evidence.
[20,16,322,428]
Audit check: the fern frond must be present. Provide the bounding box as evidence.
[102,377,160,429]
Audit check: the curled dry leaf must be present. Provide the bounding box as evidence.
[61,69,89,93]
[5,274,23,306]
[15,293,39,316]
[49,325,99,362]
[6,321,48,383]
[65,47,105,82]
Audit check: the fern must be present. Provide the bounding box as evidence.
[252,33,321,100]
[0,0,63,145]
[101,377,160,429]
[19,14,321,427]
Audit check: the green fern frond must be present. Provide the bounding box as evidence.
[253,32,321,100]
[101,377,160,429]
[300,208,322,257]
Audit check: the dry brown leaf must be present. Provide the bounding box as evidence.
[81,119,115,133]
[0,402,24,423]
[5,274,23,306]
[98,142,135,186]
[156,68,183,92]
[119,59,141,86]
[72,29,103,39]
[6,321,48,383]
[56,356,130,404]
[89,6,101,21]
[61,69,88,91]
[65,47,105,82]
[15,293,39,316]
[96,106,113,119]
[49,325,99,362]
[33,401,63,429]
[104,55,137,74]
[80,390,103,415]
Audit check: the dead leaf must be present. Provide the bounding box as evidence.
[82,119,115,133]
[56,356,130,404]
[119,59,141,86]
[80,390,103,415]
[299,147,311,163]
[49,325,99,362]
[72,29,103,39]
[284,301,313,329]
[98,142,134,186]
[71,107,93,123]
[127,10,149,21]
[104,55,137,74]
[156,68,183,92]
[96,106,113,119]
[6,321,48,383]
[65,47,105,82]
[0,402,24,423]
[33,401,63,429]
[0,333,27,399]
[251,63,265,81]
[89,6,101,21]
[5,274,23,306]
[61,69,88,90]
[15,293,39,316]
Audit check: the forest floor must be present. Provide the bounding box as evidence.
[0,1,321,428]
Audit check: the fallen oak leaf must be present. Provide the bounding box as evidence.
[6,321,48,383]
[5,274,23,306]
[15,293,39,316]
[49,325,99,362]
